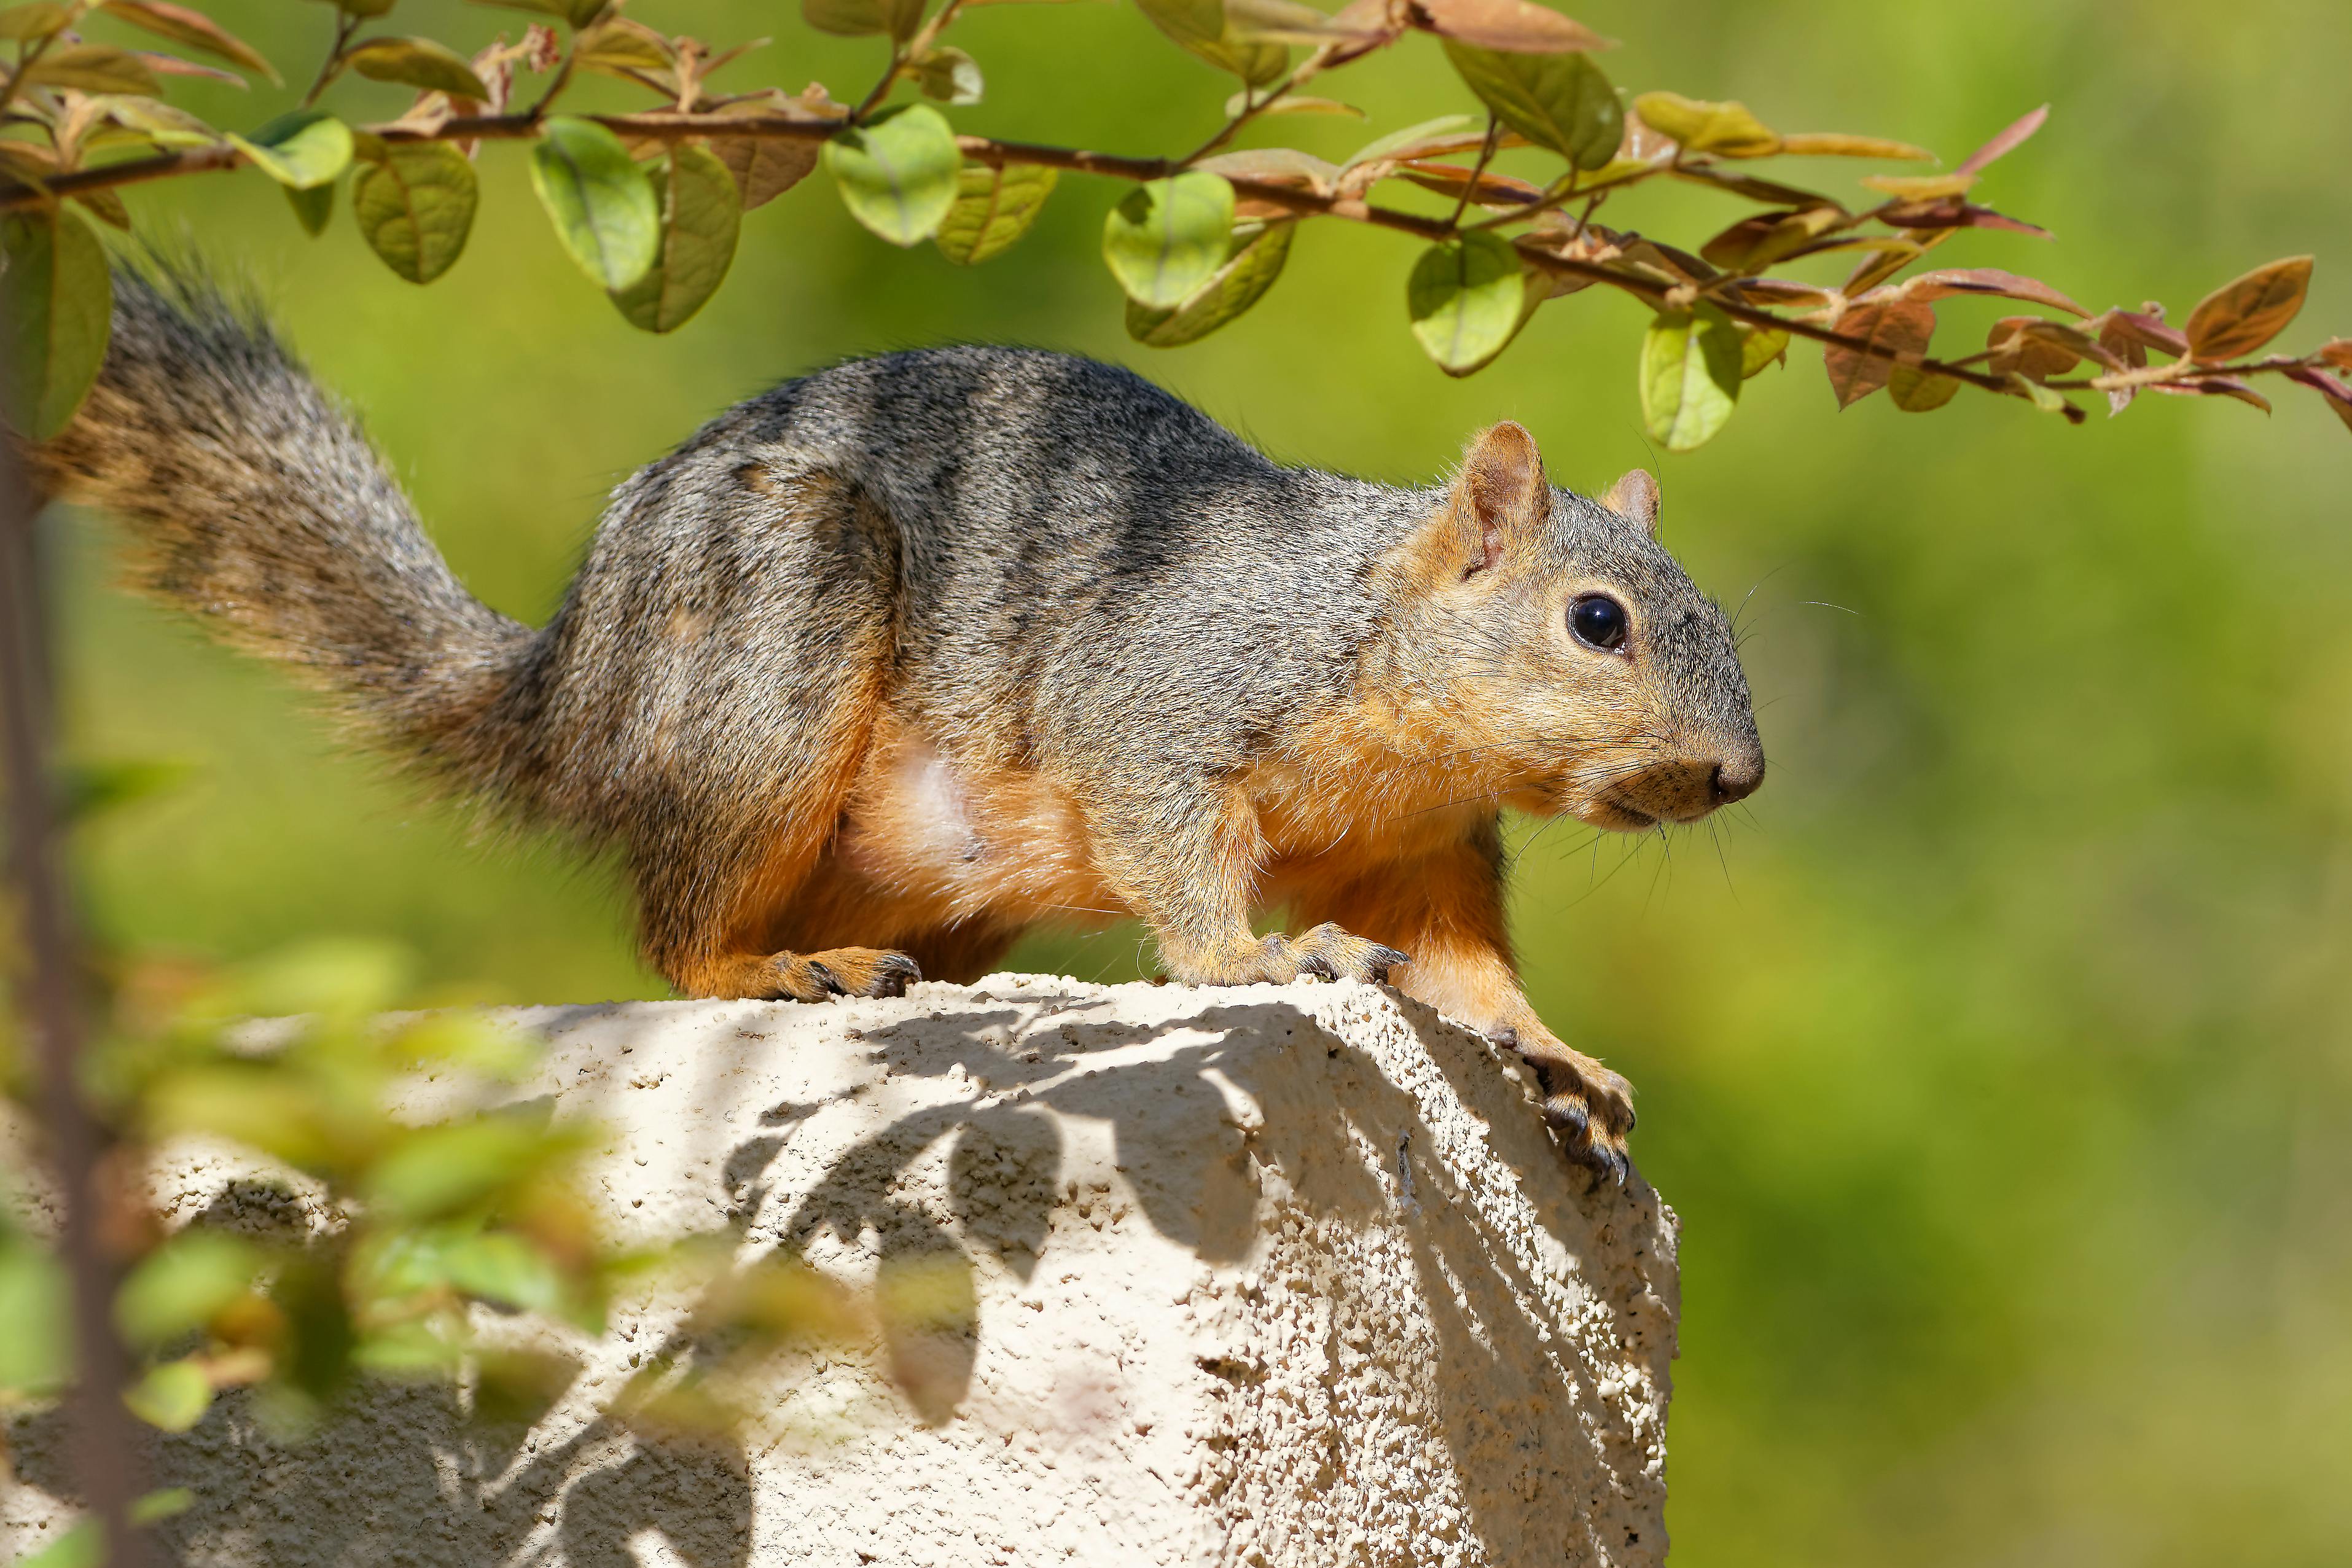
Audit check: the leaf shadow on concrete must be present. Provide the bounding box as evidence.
[4,982,1672,1566]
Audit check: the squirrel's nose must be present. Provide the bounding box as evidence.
[1710,754,1765,805]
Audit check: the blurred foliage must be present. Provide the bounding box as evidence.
[1,0,2343,1566]
[0,937,862,1483]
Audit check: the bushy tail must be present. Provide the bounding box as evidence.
[31,265,537,799]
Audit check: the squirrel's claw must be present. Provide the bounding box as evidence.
[764,948,923,1002]
[1516,1039,1638,1185]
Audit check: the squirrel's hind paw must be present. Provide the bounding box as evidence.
[762,948,923,1002]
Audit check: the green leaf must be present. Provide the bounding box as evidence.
[1442,42,1620,169]
[1136,0,1287,86]
[115,1231,260,1350]
[914,45,983,106]
[226,110,354,191]
[442,1232,565,1313]
[125,1357,214,1433]
[1888,361,1960,412]
[1406,228,1527,375]
[0,1233,69,1395]
[531,115,660,289]
[131,1488,194,1527]
[0,4,71,43]
[99,1,279,83]
[14,1521,98,1568]
[1103,170,1236,309]
[459,0,591,21]
[313,0,396,16]
[21,43,159,95]
[353,141,479,284]
[0,206,112,440]
[223,935,409,1021]
[804,0,924,42]
[344,37,493,101]
[1127,219,1295,348]
[2007,371,2074,415]
[364,1115,578,1222]
[612,143,742,332]
[1340,114,1474,171]
[822,104,963,247]
[284,179,334,236]
[1641,303,1743,451]
[935,160,1055,265]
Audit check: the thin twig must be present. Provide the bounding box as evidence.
[0,346,152,1568]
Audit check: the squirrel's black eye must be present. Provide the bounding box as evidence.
[1569,594,1631,652]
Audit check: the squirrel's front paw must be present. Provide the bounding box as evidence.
[1173,924,1409,988]
[1508,1032,1638,1185]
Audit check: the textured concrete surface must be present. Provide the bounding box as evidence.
[2,975,1679,1567]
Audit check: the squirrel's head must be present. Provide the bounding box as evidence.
[1378,421,1764,831]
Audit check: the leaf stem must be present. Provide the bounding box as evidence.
[1443,115,1501,232]
[300,11,361,111]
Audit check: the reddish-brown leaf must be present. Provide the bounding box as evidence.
[2184,255,2312,362]
[2150,376,2272,414]
[2286,367,2352,434]
[1776,133,1931,160]
[1824,299,1936,407]
[1986,317,2118,378]
[2094,313,2149,415]
[1732,277,1834,310]
[1887,268,2087,317]
[2318,338,2352,370]
[2098,307,2187,359]
[1197,147,1341,192]
[1877,200,2050,238]
[1670,166,1835,207]
[1408,0,1612,53]
[1397,160,1544,208]
[1955,104,2048,177]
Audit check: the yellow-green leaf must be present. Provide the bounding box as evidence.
[531,115,660,288]
[1128,219,1294,347]
[1861,171,1975,201]
[1888,360,1960,411]
[115,1232,260,1350]
[803,0,924,42]
[1641,303,1743,450]
[0,205,112,439]
[935,160,1056,265]
[1738,322,1789,379]
[708,128,818,211]
[1407,228,1527,375]
[0,4,69,42]
[915,45,983,105]
[1444,42,1621,170]
[1632,92,1781,157]
[612,142,743,332]
[574,17,675,76]
[345,36,493,101]
[124,1358,213,1433]
[22,42,159,95]
[823,104,962,246]
[99,0,278,83]
[227,109,353,190]
[2184,255,2312,363]
[1103,170,1237,308]
[1775,132,1930,160]
[354,140,479,284]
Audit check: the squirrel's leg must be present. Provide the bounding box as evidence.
[1095,787,1408,988]
[1291,815,1638,1182]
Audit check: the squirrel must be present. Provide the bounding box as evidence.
[31,267,1764,1180]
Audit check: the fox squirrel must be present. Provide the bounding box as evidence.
[33,268,1762,1179]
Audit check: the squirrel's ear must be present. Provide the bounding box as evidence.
[1601,469,1660,535]
[1450,421,1549,575]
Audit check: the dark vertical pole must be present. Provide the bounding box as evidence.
[0,408,147,1560]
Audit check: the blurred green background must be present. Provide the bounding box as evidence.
[45,0,2352,1561]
